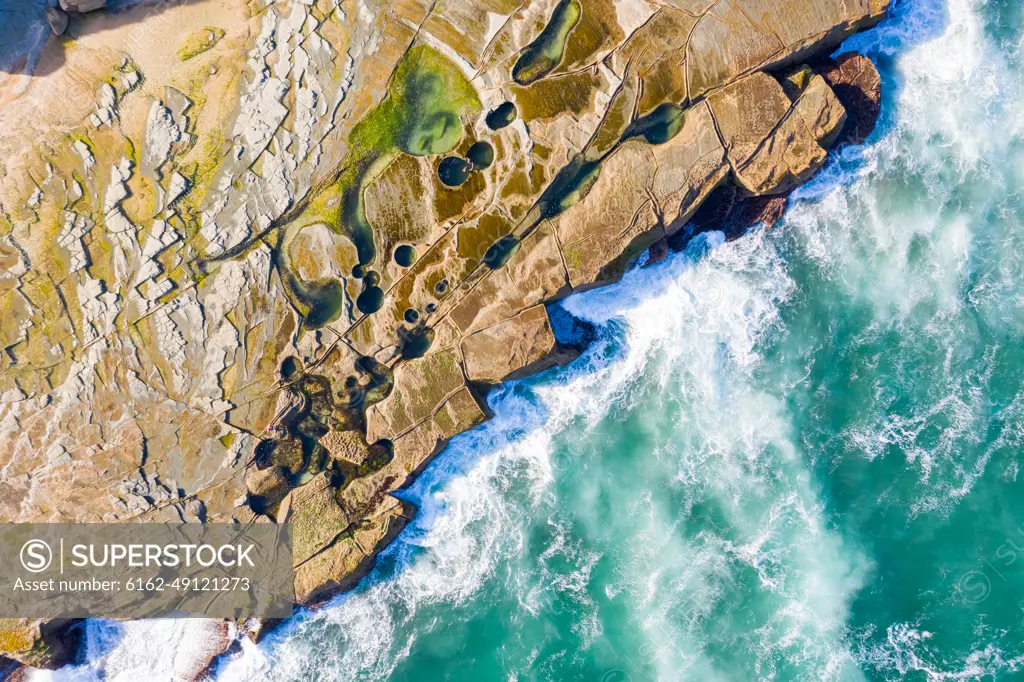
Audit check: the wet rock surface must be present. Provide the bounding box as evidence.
[0,0,890,673]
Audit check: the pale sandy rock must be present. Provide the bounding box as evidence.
[366,350,477,442]
[320,430,371,466]
[686,0,888,100]
[707,72,793,169]
[280,472,352,566]
[791,74,848,147]
[143,101,185,174]
[461,305,565,384]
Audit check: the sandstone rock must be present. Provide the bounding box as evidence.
[556,100,729,290]
[817,52,883,145]
[351,496,409,557]
[686,0,889,99]
[293,493,408,606]
[710,71,846,195]
[231,503,272,525]
[245,466,291,512]
[506,226,571,305]
[341,387,487,518]
[279,473,352,566]
[461,305,568,385]
[293,537,367,605]
[708,73,793,169]
[319,430,371,467]
[365,350,481,442]
[45,8,69,36]
[792,75,848,148]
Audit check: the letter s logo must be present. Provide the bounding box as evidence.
[21,540,53,573]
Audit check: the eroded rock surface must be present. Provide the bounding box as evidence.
[0,0,889,672]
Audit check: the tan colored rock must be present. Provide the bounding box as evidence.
[733,114,827,196]
[556,101,729,289]
[293,537,368,605]
[231,503,273,525]
[708,72,793,168]
[280,473,352,566]
[365,350,478,442]
[687,0,889,99]
[710,71,846,195]
[341,386,487,518]
[319,430,371,467]
[649,101,731,232]
[293,497,410,605]
[506,225,571,305]
[447,267,526,336]
[351,496,410,557]
[245,466,291,511]
[792,75,848,147]
[461,305,566,384]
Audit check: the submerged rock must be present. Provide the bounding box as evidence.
[45,7,68,35]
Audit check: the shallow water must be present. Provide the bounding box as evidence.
[35,0,1024,680]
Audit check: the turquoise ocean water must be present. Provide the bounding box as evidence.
[40,0,1024,679]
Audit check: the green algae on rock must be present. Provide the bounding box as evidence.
[273,44,482,325]
[512,0,583,86]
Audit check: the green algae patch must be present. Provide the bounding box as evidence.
[512,0,582,86]
[291,43,482,263]
[178,27,226,61]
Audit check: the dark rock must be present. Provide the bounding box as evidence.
[817,52,882,145]
[689,182,737,233]
[45,8,69,36]
[724,195,789,240]
[644,238,669,267]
